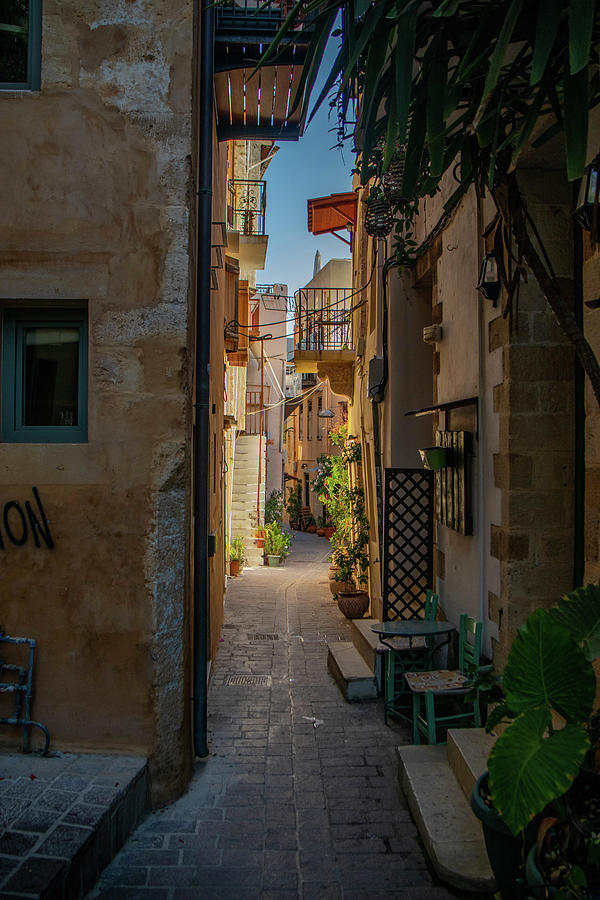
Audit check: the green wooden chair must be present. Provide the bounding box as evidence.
[383,589,439,724]
[405,613,483,745]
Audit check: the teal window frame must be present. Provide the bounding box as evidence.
[1,308,88,443]
[0,0,42,91]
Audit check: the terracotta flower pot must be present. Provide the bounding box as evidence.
[337,590,369,619]
[229,559,241,576]
[316,528,325,536]
[307,524,317,533]
[256,537,265,549]
[324,527,334,539]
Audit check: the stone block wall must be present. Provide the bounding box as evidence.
[489,171,575,665]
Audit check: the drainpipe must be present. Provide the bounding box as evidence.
[476,200,487,636]
[193,0,214,759]
[573,212,585,587]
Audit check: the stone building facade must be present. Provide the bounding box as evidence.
[0,0,228,806]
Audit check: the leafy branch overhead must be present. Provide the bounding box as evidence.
[263,0,600,404]
[266,0,600,191]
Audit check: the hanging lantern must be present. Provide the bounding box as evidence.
[477,253,501,305]
[382,152,406,205]
[574,154,600,240]
[364,194,393,238]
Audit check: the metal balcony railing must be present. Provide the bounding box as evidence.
[295,288,353,352]
[227,180,266,236]
[215,0,302,40]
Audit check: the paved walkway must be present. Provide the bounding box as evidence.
[89,532,460,899]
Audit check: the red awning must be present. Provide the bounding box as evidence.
[307,192,357,237]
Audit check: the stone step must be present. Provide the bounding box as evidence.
[447,727,496,801]
[397,743,496,895]
[0,752,148,899]
[350,618,384,692]
[326,642,378,702]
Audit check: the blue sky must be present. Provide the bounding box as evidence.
[261,40,354,298]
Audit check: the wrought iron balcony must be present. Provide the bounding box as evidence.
[295,288,353,352]
[293,287,355,398]
[215,0,296,46]
[214,0,314,140]
[227,179,266,236]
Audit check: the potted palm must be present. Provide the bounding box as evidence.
[471,583,600,899]
[229,537,245,576]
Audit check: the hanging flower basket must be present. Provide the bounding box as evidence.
[382,153,406,206]
[364,196,393,238]
[418,446,449,470]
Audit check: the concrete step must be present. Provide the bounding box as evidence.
[350,618,384,692]
[397,743,496,895]
[244,551,264,566]
[327,642,378,702]
[447,727,496,801]
[0,752,148,899]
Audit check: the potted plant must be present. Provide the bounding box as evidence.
[316,516,326,536]
[471,583,600,899]
[264,521,291,567]
[335,543,370,619]
[229,537,245,576]
[418,446,449,470]
[255,525,265,549]
[329,546,356,596]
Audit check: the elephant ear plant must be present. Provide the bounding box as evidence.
[485,583,600,895]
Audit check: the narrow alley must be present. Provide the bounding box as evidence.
[89,534,461,900]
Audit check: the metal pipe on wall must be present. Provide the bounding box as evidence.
[193,0,214,759]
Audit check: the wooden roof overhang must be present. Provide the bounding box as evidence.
[214,6,313,142]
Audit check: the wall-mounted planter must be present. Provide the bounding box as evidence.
[418,447,449,470]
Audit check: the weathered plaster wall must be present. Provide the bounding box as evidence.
[0,0,200,805]
[383,272,432,469]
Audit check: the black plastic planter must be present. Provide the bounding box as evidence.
[471,772,533,900]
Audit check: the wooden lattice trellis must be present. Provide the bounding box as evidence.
[382,468,434,621]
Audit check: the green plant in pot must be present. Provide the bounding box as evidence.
[330,546,356,595]
[472,583,600,899]
[229,537,245,576]
[264,521,291,566]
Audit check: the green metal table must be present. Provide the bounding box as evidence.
[370,620,456,724]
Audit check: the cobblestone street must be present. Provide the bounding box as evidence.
[89,532,459,899]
